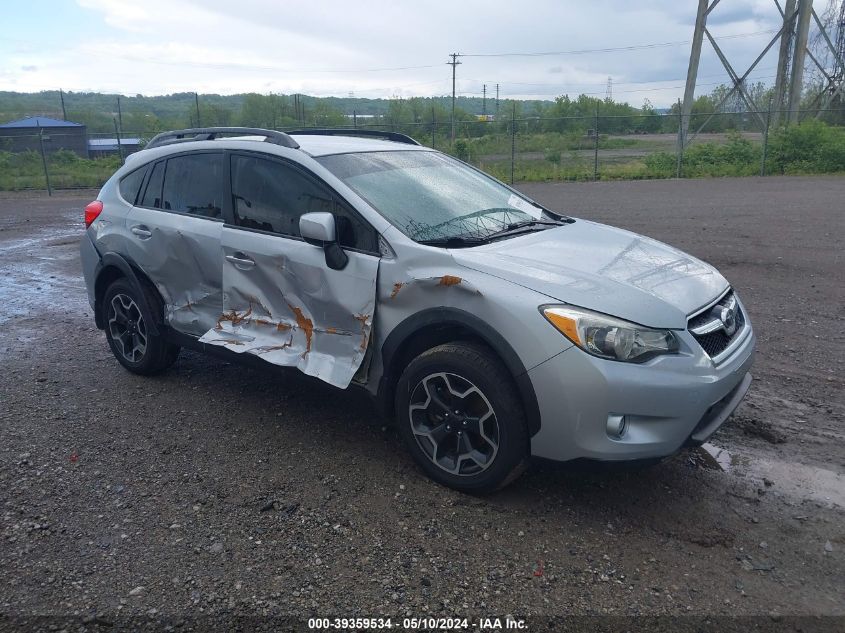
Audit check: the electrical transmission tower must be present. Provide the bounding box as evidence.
[836,3,845,83]
[803,0,845,114]
[682,0,844,142]
[826,1,845,111]
[605,77,613,101]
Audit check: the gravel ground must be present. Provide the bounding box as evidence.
[0,177,843,630]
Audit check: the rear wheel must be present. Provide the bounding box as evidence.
[395,342,528,493]
[102,278,179,375]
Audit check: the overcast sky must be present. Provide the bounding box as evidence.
[1,0,788,107]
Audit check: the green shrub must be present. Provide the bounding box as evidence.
[49,149,81,165]
[452,139,470,162]
[767,120,845,174]
[644,152,675,177]
[719,131,757,164]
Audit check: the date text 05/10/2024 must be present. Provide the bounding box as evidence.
[307,617,527,630]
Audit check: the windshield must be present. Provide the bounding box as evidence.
[317,151,555,242]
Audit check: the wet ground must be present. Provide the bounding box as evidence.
[0,177,843,626]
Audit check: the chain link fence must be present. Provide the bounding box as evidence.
[1,108,843,193]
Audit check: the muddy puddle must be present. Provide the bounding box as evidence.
[697,442,845,508]
[0,211,88,328]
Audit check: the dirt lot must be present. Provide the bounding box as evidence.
[0,177,843,629]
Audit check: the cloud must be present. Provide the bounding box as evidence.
[0,0,789,106]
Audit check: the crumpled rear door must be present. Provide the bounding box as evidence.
[199,227,379,389]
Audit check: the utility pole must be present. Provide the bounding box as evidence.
[37,125,52,196]
[294,94,304,124]
[59,89,67,121]
[482,84,487,116]
[116,95,123,132]
[431,106,436,148]
[194,92,201,127]
[593,102,600,181]
[676,98,684,178]
[448,53,461,143]
[510,103,516,185]
[495,83,500,117]
[761,97,773,176]
[113,117,124,165]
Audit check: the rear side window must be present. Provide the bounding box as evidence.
[118,166,147,205]
[162,153,224,219]
[140,162,164,208]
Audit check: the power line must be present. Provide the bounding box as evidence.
[463,67,779,89]
[458,75,779,98]
[461,29,780,58]
[104,53,444,74]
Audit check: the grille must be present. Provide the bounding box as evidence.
[689,291,745,360]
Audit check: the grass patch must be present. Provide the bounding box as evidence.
[0,149,120,190]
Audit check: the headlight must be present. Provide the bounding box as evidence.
[541,305,679,363]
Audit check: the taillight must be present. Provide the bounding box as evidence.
[84,200,103,227]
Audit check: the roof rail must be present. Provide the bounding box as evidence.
[146,127,300,150]
[286,128,421,146]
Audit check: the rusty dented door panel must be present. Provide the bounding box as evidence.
[122,206,223,337]
[199,227,379,388]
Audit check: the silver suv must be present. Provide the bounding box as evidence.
[80,127,755,493]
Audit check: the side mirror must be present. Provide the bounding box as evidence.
[300,212,336,242]
[299,212,348,271]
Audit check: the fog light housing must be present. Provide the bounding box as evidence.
[607,414,627,439]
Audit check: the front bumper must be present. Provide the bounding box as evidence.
[528,324,755,462]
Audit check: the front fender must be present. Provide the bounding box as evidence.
[377,307,542,437]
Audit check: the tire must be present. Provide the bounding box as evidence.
[102,278,179,375]
[395,342,529,493]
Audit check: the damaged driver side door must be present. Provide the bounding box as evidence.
[199,153,380,389]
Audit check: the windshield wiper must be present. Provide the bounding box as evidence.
[507,218,567,230]
[417,235,489,248]
[483,218,569,241]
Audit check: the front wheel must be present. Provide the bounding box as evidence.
[395,342,529,493]
[102,278,179,375]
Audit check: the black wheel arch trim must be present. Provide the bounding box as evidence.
[377,307,542,437]
[93,252,161,336]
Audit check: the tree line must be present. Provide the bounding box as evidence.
[1,82,841,141]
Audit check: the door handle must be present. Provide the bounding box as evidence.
[225,253,255,269]
[131,225,152,239]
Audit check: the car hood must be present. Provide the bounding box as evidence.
[451,219,728,329]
